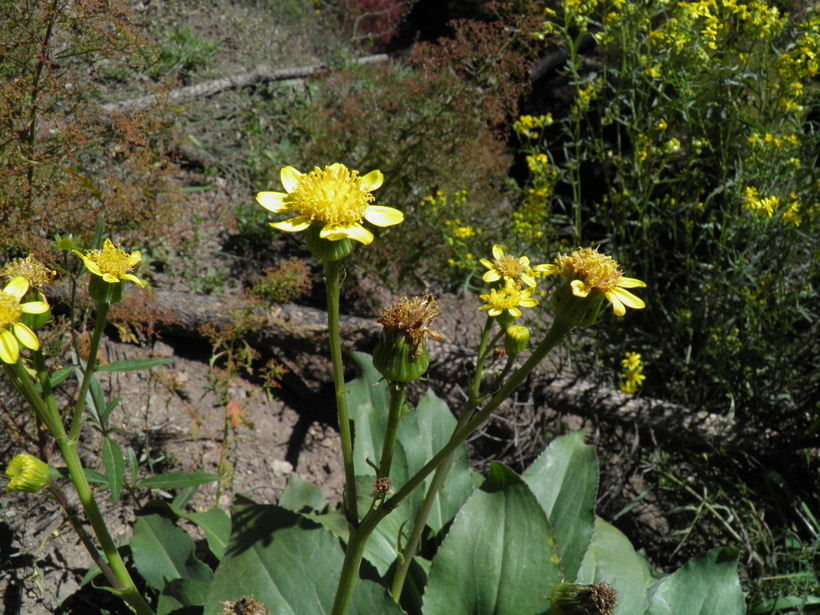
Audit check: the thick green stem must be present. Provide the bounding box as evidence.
[324,260,358,526]
[378,383,407,479]
[333,318,574,613]
[330,510,382,615]
[10,361,155,615]
[68,301,109,442]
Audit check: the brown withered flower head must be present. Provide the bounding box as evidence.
[377,294,442,358]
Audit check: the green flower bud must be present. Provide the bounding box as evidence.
[504,325,530,355]
[551,280,605,327]
[548,582,617,615]
[88,274,125,306]
[373,295,441,383]
[5,454,51,493]
[304,225,355,262]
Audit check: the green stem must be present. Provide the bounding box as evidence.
[10,361,155,615]
[378,383,407,479]
[333,318,574,613]
[383,318,572,517]
[330,510,382,615]
[68,301,109,442]
[324,260,358,526]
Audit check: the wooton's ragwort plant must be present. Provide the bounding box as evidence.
[3,168,743,615]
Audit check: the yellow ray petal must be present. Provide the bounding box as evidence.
[20,301,49,315]
[280,166,303,193]
[271,215,312,233]
[359,169,384,192]
[256,191,289,213]
[618,277,647,289]
[364,206,403,227]
[0,330,20,364]
[4,277,29,299]
[13,323,39,351]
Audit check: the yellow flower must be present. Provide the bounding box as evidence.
[256,164,403,245]
[5,454,51,493]
[543,247,646,317]
[479,244,549,288]
[478,278,539,318]
[621,352,642,370]
[0,277,49,364]
[73,239,145,287]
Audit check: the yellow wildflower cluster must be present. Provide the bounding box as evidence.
[619,352,646,394]
[571,81,599,117]
[513,114,554,141]
[747,132,800,150]
[774,16,820,112]
[741,186,779,218]
[478,245,551,320]
[781,194,803,227]
[512,154,559,242]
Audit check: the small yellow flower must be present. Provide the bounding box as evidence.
[543,247,646,317]
[5,454,51,493]
[479,278,539,318]
[256,164,403,245]
[479,244,549,288]
[0,277,49,364]
[73,239,145,287]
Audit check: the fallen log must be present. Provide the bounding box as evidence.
[44,282,744,448]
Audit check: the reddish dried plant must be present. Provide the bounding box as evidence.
[0,0,179,260]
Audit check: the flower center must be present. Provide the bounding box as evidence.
[286,166,373,225]
[556,247,623,292]
[0,292,22,327]
[494,255,526,280]
[95,243,137,277]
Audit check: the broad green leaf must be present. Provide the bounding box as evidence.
[130,514,212,592]
[647,548,745,615]
[96,357,174,372]
[157,578,210,614]
[100,396,121,426]
[178,508,231,559]
[102,437,124,503]
[347,354,474,576]
[203,504,403,615]
[522,430,597,580]
[576,517,652,615]
[279,474,328,513]
[422,464,561,615]
[138,471,219,490]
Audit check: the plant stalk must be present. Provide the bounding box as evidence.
[324,260,358,526]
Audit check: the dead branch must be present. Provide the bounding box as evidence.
[100,54,390,115]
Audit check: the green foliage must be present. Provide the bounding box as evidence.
[142,355,743,615]
[250,258,313,304]
[514,0,819,428]
[151,26,221,79]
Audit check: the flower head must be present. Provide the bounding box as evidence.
[1,255,56,288]
[479,278,539,319]
[73,239,145,287]
[619,352,646,394]
[5,454,51,493]
[0,277,49,364]
[256,164,403,245]
[543,247,645,317]
[373,294,442,382]
[479,244,549,288]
